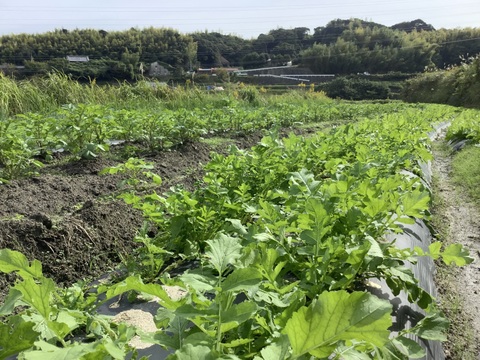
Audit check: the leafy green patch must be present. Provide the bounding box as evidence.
[451,145,480,207]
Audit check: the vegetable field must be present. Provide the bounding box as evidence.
[0,87,476,359]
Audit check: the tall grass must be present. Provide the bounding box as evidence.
[0,73,223,115]
[0,72,335,117]
[1,72,99,115]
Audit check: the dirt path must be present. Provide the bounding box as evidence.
[432,143,480,359]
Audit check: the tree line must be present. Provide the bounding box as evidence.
[0,18,479,80]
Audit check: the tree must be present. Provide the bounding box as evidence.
[186,41,198,71]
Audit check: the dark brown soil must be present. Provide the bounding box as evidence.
[0,132,264,299]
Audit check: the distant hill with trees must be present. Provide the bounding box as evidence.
[0,18,479,80]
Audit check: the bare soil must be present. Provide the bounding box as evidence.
[432,144,480,359]
[0,132,264,300]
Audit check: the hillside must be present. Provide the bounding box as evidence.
[0,18,479,80]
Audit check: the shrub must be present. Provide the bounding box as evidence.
[320,77,392,100]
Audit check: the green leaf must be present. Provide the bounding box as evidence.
[284,291,392,358]
[0,249,43,279]
[180,273,216,292]
[175,304,216,319]
[227,219,248,235]
[100,275,179,309]
[14,277,55,319]
[366,236,384,258]
[410,313,449,341]
[260,335,290,360]
[175,344,216,360]
[205,234,242,274]
[46,321,71,340]
[441,244,474,266]
[427,242,442,260]
[334,344,372,360]
[103,338,126,359]
[363,197,389,218]
[222,338,254,348]
[22,340,98,360]
[0,288,23,315]
[289,169,321,195]
[255,246,286,282]
[222,268,262,293]
[400,189,430,218]
[389,336,426,359]
[147,172,162,185]
[220,301,258,333]
[0,316,39,359]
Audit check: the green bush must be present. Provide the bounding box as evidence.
[402,56,480,108]
[320,77,392,100]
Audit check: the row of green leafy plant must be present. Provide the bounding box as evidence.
[0,104,472,359]
[99,107,472,358]
[0,99,428,183]
[445,108,480,144]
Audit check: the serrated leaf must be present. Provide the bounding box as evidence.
[400,189,430,218]
[441,243,474,266]
[284,291,392,358]
[0,249,43,279]
[222,268,262,293]
[14,277,55,319]
[0,316,39,359]
[205,234,242,274]
[427,242,442,260]
[363,197,389,218]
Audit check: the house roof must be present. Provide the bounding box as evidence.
[66,55,89,62]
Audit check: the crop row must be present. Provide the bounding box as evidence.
[0,104,472,359]
[0,100,437,183]
[445,108,480,144]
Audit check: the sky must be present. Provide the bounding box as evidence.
[0,0,479,39]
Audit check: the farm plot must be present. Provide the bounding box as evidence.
[0,100,474,359]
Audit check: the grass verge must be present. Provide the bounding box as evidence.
[431,142,477,360]
[451,145,480,208]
